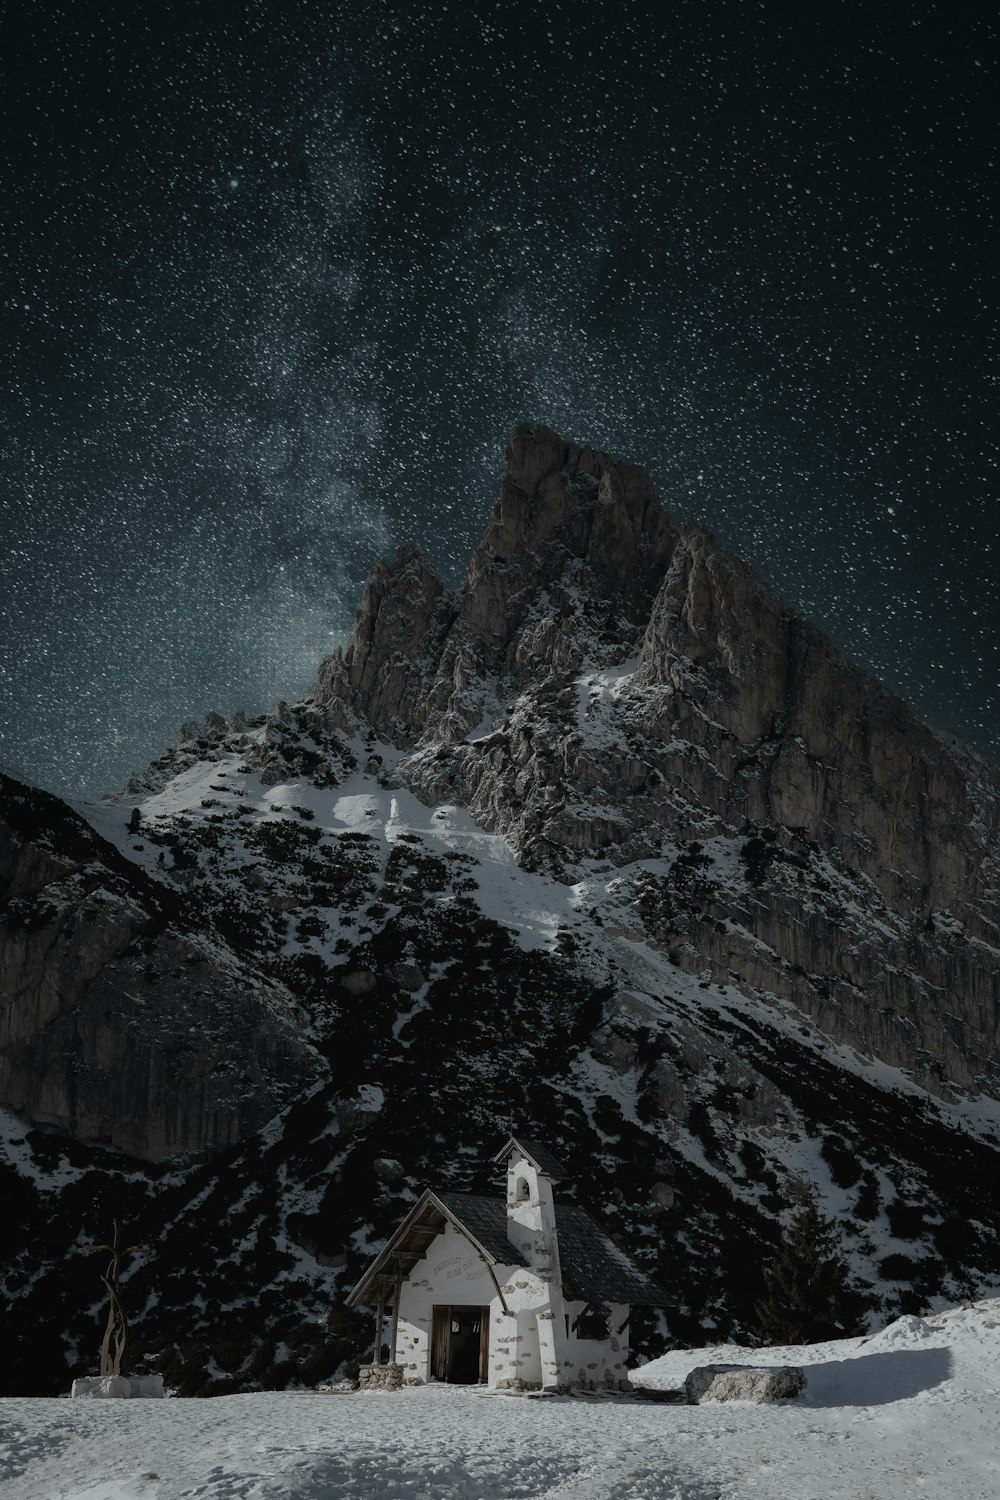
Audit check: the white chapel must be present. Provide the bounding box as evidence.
[346,1135,667,1391]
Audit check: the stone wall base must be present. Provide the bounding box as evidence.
[358,1363,404,1391]
[571,1375,632,1393]
[71,1375,165,1399]
[496,1375,632,1394]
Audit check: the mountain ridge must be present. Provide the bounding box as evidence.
[1,423,999,1394]
[310,423,1000,1095]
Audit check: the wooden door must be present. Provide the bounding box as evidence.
[478,1304,490,1382]
[431,1305,450,1381]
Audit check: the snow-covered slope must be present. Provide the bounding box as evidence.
[4,1300,999,1499]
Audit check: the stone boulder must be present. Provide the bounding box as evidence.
[684,1363,806,1404]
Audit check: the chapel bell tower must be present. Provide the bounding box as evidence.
[492,1135,569,1286]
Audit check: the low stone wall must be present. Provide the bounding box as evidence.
[71,1375,165,1399]
[569,1372,631,1394]
[496,1376,632,1394]
[357,1363,404,1391]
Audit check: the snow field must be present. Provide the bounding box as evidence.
[3,1301,999,1500]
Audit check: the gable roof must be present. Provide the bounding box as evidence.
[492,1135,571,1178]
[435,1193,520,1263]
[345,1189,529,1309]
[345,1190,666,1309]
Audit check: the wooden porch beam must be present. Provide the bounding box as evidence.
[374,1276,387,1365]
[388,1256,404,1364]
[479,1255,514,1316]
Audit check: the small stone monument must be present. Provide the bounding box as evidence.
[71,1219,164,1399]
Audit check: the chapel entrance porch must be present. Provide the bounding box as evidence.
[431,1304,490,1383]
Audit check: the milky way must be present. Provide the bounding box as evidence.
[2,1,997,798]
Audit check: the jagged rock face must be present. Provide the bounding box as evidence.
[320,542,445,740]
[315,424,1000,1098]
[316,425,677,745]
[0,775,324,1159]
[633,524,986,913]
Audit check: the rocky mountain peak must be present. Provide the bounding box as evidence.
[315,542,444,739]
[316,422,678,746]
[307,423,999,1099]
[473,421,674,608]
[313,425,997,909]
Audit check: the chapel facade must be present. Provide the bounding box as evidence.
[346,1135,666,1392]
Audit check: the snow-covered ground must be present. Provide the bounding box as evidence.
[2,1300,998,1499]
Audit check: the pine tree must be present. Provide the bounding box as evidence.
[753,1185,869,1346]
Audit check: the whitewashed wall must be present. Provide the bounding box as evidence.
[560,1300,631,1390]
[393,1220,633,1391]
[394,1221,554,1388]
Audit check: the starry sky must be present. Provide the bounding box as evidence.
[3,0,997,799]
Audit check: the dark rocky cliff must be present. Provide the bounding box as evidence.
[0,774,323,1159]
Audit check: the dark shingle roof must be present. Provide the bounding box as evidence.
[436,1192,529,1266]
[439,1193,666,1306]
[554,1204,666,1306]
[492,1135,571,1178]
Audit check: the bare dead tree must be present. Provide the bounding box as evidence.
[85,1220,149,1378]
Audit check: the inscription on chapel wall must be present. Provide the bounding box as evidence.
[431,1253,483,1281]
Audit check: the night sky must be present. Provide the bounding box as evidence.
[3,1,997,800]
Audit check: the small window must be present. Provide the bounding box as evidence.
[515,1175,530,1201]
[576,1308,611,1340]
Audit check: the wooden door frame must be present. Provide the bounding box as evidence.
[478,1304,490,1382]
[431,1303,492,1383]
[431,1305,451,1381]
